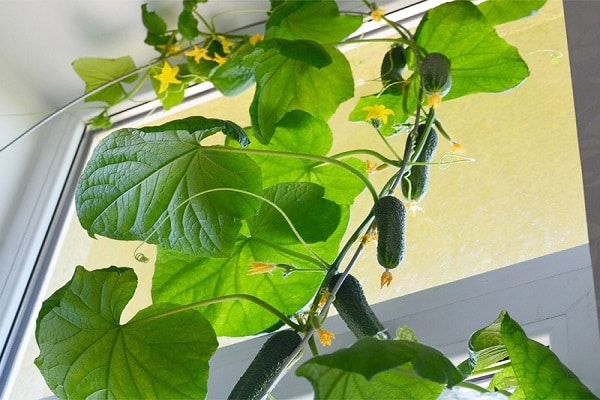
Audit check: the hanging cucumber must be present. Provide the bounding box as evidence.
[329,273,389,339]
[373,195,406,269]
[380,45,406,94]
[422,52,452,97]
[401,124,438,202]
[228,330,302,400]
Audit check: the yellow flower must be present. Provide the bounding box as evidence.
[363,104,394,125]
[318,329,335,346]
[427,92,444,108]
[218,35,235,54]
[153,61,182,94]
[451,141,463,153]
[249,33,264,45]
[407,200,423,216]
[371,7,386,22]
[380,270,393,288]
[158,44,183,56]
[185,45,212,63]
[366,160,378,174]
[212,53,228,66]
[247,262,276,275]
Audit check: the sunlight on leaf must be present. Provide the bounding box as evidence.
[72,56,137,106]
[500,312,598,399]
[239,110,366,205]
[153,241,324,336]
[415,1,529,100]
[35,266,218,400]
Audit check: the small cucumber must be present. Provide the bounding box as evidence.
[329,273,388,339]
[402,124,438,202]
[228,330,302,400]
[373,195,406,269]
[422,52,452,96]
[380,45,406,94]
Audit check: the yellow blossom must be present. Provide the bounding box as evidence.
[407,200,423,216]
[318,328,335,346]
[427,92,444,108]
[218,35,236,54]
[153,61,182,94]
[366,160,378,174]
[361,229,378,245]
[212,53,228,66]
[363,104,394,125]
[247,261,276,275]
[318,292,329,308]
[371,7,386,22]
[380,270,393,288]
[158,44,183,56]
[451,141,463,153]
[185,45,212,63]
[249,33,264,45]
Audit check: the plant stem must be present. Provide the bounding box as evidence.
[130,293,303,331]
[250,237,329,270]
[328,148,401,167]
[209,146,379,202]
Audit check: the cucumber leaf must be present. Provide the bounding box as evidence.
[153,182,345,336]
[75,119,262,258]
[141,4,170,48]
[72,56,138,106]
[415,1,529,100]
[210,43,256,97]
[35,266,218,400]
[478,0,547,26]
[249,182,341,245]
[500,312,598,399]
[246,43,353,143]
[178,9,199,40]
[457,311,508,377]
[237,110,366,205]
[296,338,464,399]
[266,0,362,43]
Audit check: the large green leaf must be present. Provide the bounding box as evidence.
[296,338,464,399]
[266,0,362,43]
[35,266,218,400]
[238,110,366,205]
[72,56,138,106]
[501,312,598,399]
[246,43,353,143]
[478,0,547,26]
[415,1,529,100]
[249,182,341,245]
[153,181,344,336]
[75,119,262,257]
[153,240,324,336]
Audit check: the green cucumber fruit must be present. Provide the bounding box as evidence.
[401,124,438,202]
[228,330,302,400]
[329,273,388,339]
[380,45,406,94]
[373,195,406,269]
[422,52,452,96]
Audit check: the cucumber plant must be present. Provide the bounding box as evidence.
[33,0,598,399]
